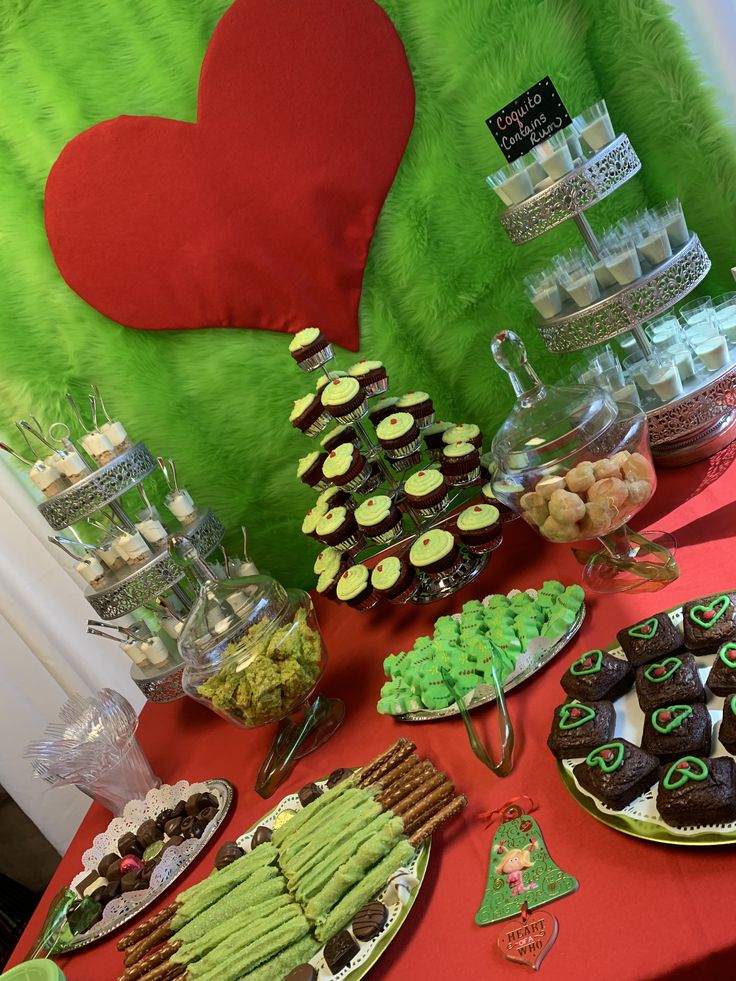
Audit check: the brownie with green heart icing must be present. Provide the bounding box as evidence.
[573,738,658,810]
[547,700,615,759]
[640,703,712,764]
[718,695,736,753]
[656,756,736,828]
[705,643,736,697]
[560,649,633,702]
[634,653,705,713]
[616,612,682,667]
[682,593,736,654]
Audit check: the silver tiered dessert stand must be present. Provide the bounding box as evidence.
[498,133,736,465]
[37,442,224,701]
[293,353,503,606]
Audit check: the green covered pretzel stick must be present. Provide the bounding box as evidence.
[173,895,291,966]
[271,780,356,847]
[281,798,382,882]
[223,937,319,981]
[315,839,414,942]
[189,908,311,980]
[175,869,284,946]
[173,843,278,925]
[278,788,374,860]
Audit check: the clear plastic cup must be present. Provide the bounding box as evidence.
[524,272,563,319]
[623,351,654,393]
[644,356,684,402]
[691,321,730,372]
[714,293,736,343]
[486,159,534,205]
[636,220,672,266]
[533,131,574,180]
[563,124,584,163]
[647,314,681,350]
[559,267,600,308]
[602,239,642,286]
[522,151,547,186]
[592,259,616,289]
[667,342,695,382]
[574,99,615,152]
[656,200,689,249]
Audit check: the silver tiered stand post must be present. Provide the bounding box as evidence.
[498,132,736,464]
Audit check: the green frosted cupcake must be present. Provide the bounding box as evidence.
[335,563,377,610]
[404,468,448,515]
[456,503,502,553]
[409,529,459,578]
[371,555,417,602]
[288,326,333,371]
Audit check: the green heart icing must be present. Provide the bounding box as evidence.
[570,650,603,676]
[586,742,624,773]
[652,704,693,734]
[644,657,682,684]
[628,617,658,640]
[662,756,709,790]
[719,643,736,669]
[559,703,596,730]
[730,694,736,716]
[689,595,729,630]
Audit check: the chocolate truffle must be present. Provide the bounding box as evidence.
[352,901,388,941]
[121,870,142,893]
[90,884,108,905]
[117,832,142,857]
[76,870,101,897]
[283,967,317,981]
[326,767,354,789]
[155,808,173,831]
[101,879,121,906]
[120,855,144,875]
[180,816,197,838]
[324,930,360,973]
[97,853,119,878]
[251,826,273,849]
[105,859,122,882]
[171,800,187,820]
[162,835,185,854]
[197,806,218,825]
[137,819,163,848]
[143,840,164,863]
[164,817,183,838]
[185,792,209,816]
[298,783,323,807]
[200,792,219,810]
[215,842,244,870]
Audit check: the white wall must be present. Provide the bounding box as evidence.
[668,0,736,126]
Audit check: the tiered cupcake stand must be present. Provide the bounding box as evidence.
[37,441,224,701]
[498,131,736,464]
[291,350,501,606]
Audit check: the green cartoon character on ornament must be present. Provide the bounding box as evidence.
[495,841,539,897]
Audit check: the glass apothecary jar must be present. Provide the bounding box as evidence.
[490,331,678,592]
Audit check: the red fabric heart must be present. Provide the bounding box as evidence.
[44,0,415,350]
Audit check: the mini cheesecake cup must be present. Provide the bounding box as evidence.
[442,442,481,486]
[289,327,334,371]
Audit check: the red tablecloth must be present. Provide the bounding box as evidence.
[9,449,736,981]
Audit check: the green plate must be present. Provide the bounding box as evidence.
[237,781,431,977]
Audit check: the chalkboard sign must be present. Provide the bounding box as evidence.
[486,77,572,164]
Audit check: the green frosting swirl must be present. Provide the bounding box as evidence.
[316,570,338,593]
[316,370,346,392]
[422,421,454,436]
[288,326,321,352]
[355,495,393,527]
[443,441,475,459]
[289,393,317,422]
[315,507,348,536]
[404,469,444,497]
[315,486,343,510]
[336,564,370,601]
[443,423,481,444]
[302,507,325,534]
[296,451,320,478]
[321,376,361,407]
[320,424,351,448]
[348,359,383,377]
[314,547,341,577]
[409,529,455,567]
[457,503,499,531]
[376,412,415,441]
[371,556,403,590]
[396,391,430,408]
[322,443,355,478]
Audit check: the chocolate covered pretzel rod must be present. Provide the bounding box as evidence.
[357,738,415,787]
[134,959,186,981]
[369,754,422,792]
[401,781,455,835]
[118,905,179,951]
[119,940,182,981]
[124,923,174,968]
[409,795,467,847]
[390,769,447,816]
[375,760,435,808]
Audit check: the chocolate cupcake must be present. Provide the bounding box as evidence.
[640,703,712,763]
[354,496,403,543]
[409,529,459,579]
[634,653,705,713]
[682,593,736,654]
[315,485,353,512]
[336,564,377,610]
[616,612,682,667]
[322,443,369,491]
[547,700,615,759]
[296,451,329,489]
[706,643,736,696]
[375,413,420,457]
[368,397,398,427]
[320,424,358,453]
[316,507,362,552]
[481,482,516,521]
[348,359,388,396]
[320,376,366,424]
[572,738,658,810]
[315,567,341,602]
[456,504,501,553]
[441,442,481,486]
[718,695,736,752]
[442,422,483,449]
[560,649,634,702]
[289,393,330,436]
[403,469,447,516]
[288,326,333,371]
[656,756,736,828]
[395,391,435,428]
[313,546,352,579]
[302,506,326,541]
[315,370,347,393]
[371,555,417,603]
[422,421,454,458]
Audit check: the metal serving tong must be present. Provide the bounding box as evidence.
[440,641,515,776]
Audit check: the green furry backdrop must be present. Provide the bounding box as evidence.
[1,0,735,586]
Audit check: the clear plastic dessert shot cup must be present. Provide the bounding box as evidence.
[602,239,642,286]
[100,420,132,453]
[524,272,563,319]
[559,265,600,309]
[75,554,106,588]
[135,514,169,549]
[667,342,696,383]
[486,159,534,205]
[644,356,684,402]
[636,218,673,267]
[691,321,730,372]
[533,131,574,180]
[574,99,615,153]
[29,460,67,498]
[623,352,654,394]
[166,488,197,525]
[81,430,116,466]
[656,200,689,250]
[117,530,153,565]
[647,314,680,350]
[714,294,736,344]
